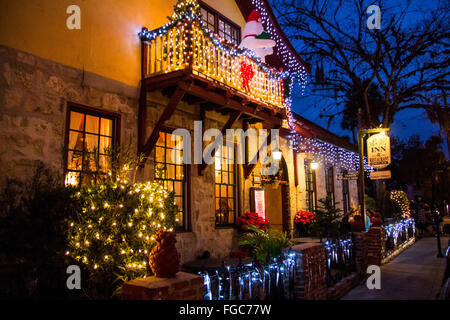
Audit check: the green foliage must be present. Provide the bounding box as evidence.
[310,197,343,240]
[365,194,377,212]
[66,179,176,297]
[238,225,291,264]
[0,163,81,298]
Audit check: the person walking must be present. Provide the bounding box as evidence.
[417,203,426,236]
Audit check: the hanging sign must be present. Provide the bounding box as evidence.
[370,170,391,180]
[337,171,359,180]
[367,133,391,169]
[250,188,266,219]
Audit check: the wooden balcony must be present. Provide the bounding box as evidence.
[140,20,286,110]
[138,19,286,173]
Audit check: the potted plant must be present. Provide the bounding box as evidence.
[293,210,315,237]
[235,212,270,232]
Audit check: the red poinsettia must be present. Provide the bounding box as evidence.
[294,210,316,225]
[236,212,270,231]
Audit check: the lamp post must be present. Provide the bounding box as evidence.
[357,108,367,230]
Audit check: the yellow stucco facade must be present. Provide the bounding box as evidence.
[0,0,246,88]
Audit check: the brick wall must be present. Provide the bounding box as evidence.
[122,272,204,300]
[353,231,368,273]
[292,243,327,300]
[367,227,386,266]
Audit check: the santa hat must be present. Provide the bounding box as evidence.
[247,10,261,23]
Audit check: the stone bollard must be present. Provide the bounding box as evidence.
[292,243,327,300]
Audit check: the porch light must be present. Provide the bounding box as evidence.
[310,162,319,170]
[272,150,282,161]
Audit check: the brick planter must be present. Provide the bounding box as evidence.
[367,227,386,266]
[122,272,204,300]
[292,243,327,300]
[352,231,368,273]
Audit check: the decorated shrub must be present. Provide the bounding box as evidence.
[66,179,176,297]
[382,190,410,220]
[236,212,270,231]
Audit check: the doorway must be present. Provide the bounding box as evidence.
[263,156,291,237]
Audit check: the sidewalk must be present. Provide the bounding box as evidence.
[342,236,448,300]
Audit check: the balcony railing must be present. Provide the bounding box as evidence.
[140,20,286,109]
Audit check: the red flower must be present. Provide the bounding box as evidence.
[236,212,270,231]
[294,210,315,225]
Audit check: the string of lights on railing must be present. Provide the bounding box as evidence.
[384,218,415,248]
[198,251,296,300]
[139,13,290,81]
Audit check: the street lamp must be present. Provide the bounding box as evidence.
[310,162,319,170]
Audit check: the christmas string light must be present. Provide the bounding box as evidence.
[66,180,177,282]
[198,251,296,300]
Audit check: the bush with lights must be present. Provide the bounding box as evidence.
[65,145,176,297]
[382,190,410,220]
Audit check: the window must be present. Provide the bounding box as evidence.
[200,3,241,46]
[325,166,335,204]
[215,145,237,226]
[155,131,187,230]
[65,105,118,186]
[342,171,350,213]
[304,161,316,212]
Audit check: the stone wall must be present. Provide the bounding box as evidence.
[0,45,139,183]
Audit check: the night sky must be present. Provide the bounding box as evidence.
[269,0,448,152]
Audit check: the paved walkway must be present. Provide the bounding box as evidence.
[342,236,449,300]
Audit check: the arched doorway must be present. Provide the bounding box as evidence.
[264,156,291,237]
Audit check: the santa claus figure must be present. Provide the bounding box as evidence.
[238,10,276,63]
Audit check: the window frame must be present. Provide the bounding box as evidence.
[215,144,239,228]
[341,170,350,213]
[325,165,335,206]
[154,127,191,232]
[64,102,121,185]
[199,1,241,46]
[304,160,317,212]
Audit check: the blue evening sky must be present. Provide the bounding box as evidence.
[268,0,448,152]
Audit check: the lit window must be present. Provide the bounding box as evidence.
[65,107,117,186]
[325,166,335,205]
[200,5,240,46]
[215,145,237,226]
[304,160,316,212]
[154,131,186,230]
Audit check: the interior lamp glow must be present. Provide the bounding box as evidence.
[310,162,319,170]
[272,150,282,160]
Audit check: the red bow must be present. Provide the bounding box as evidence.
[240,60,254,92]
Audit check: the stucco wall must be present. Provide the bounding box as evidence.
[0,0,246,88]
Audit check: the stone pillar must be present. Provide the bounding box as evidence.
[292,243,327,300]
[122,272,204,300]
[367,227,386,266]
[352,231,368,274]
